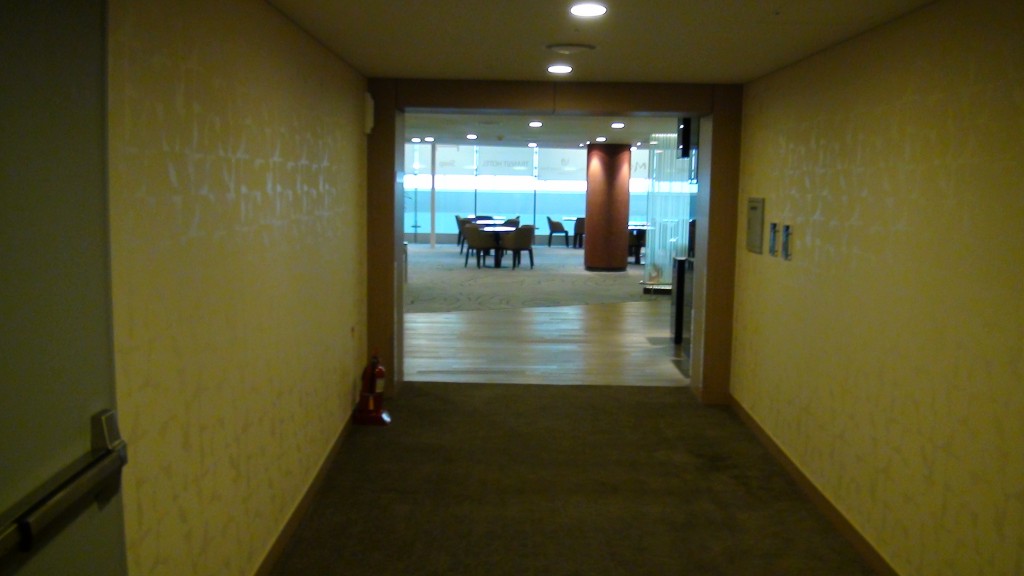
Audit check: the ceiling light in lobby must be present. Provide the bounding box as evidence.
[547,64,573,74]
[570,3,607,17]
[611,122,625,129]
[529,121,543,128]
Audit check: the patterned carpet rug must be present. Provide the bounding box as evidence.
[404,242,662,313]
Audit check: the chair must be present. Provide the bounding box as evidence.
[457,216,475,254]
[463,225,500,268]
[502,225,535,269]
[502,217,520,228]
[455,215,465,252]
[546,216,569,247]
[572,217,586,249]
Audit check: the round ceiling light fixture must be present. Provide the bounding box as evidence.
[570,2,607,17]
[529,120,543,128]
[610,122,625,129]
[547,64,573,75]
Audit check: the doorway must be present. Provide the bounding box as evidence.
[366,79,741,404]
[399,112,693,385]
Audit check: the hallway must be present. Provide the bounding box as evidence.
[269,381,875,575]
[268,294,875,574]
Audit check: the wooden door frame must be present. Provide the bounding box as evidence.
[366,79,741,404]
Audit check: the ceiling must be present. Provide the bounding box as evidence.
[268,0,934,149]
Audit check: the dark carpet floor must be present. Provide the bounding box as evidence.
[270,383,875,575]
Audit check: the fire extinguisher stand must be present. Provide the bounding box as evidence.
[354,353,391,426]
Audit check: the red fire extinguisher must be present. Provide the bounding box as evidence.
[354,353,391,426]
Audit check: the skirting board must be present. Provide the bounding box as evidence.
[729,396,899,576]
[254,417,353,576]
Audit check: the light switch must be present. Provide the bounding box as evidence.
[746,198,765,254]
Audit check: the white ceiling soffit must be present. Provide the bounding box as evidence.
[269,0,934,84]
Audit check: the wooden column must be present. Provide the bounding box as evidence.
[583,143,631,271]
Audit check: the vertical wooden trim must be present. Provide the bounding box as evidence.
[695,85,743,405]
[583,144,631,271]
[366,80,404,389]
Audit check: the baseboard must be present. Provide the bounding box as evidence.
[729,397,899,576]
[254,417,352,576]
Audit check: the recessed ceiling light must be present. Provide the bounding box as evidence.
[466,134,478,140]
[571,3,607,17]
[546,43,596,55]
[528,142,538,148]
[424,136,435,142]
[411,137,422,143]
[595,136,607,142]
[547,64,573,75]
[611,122,625,129]
[529,121,543,128]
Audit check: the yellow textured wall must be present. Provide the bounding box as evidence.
[733,1,1023,574]
[107,1,367,574]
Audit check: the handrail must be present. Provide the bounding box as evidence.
[0,410,127,559]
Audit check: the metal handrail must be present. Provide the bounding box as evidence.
[0,410,127,559]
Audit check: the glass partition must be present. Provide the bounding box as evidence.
[404,144,590,238]
[642,132,697,288]
[402,139,692,277]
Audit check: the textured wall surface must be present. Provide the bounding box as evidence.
[107,1,367,574]
[733,0,1023,574]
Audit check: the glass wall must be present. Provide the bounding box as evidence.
[405,144,590,238]
[642,132,698,287]
[404,143,660,240]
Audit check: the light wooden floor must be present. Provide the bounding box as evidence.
[404,299,689,386]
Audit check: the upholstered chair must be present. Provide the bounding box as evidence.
[463,225,501,268]
[503,225,536,269]
[546,216,569,247]
[572,217,586,249]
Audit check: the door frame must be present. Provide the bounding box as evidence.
[366,79,741,404]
